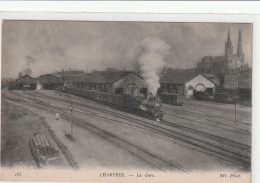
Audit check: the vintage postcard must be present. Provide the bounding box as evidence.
[1,19,252,183]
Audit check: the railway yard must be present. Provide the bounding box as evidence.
[1,89,251,173]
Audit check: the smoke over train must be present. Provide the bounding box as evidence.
[60,37,170,121]
[138,37,171,96]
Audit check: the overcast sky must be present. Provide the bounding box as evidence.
[1,21,252,78]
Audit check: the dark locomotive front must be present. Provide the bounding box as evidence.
[123,94,164,121]
[139,95,164,121]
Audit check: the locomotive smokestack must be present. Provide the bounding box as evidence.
[138,37,171,96]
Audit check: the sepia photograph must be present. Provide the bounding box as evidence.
[1,18,253,182]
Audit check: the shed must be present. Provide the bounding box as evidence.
[61,75,84,87]
[15,75,37,90]
[159,71,197,96]
[72,71,147,96]
[186,74,216,97]
[160,72,216,98]
[37,74,64,90]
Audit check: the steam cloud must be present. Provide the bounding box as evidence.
[18,56,35,77]
[138,37,171,95]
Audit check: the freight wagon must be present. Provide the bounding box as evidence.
[159,93,184,106]
[60,87,164,121]
[214,93,235,104]
[193,90,208,101]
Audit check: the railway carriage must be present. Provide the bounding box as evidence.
[193,90,208,101]
[89,91,95,99]
[96,92,100,101]
[159,93,184,106]
[214,92,234,103]
[106,93,113,104]
[103,93,108,103]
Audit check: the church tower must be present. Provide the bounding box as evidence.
[236,29,245,63]
[225,27,233,59]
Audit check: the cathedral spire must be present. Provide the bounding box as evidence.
[236,29,244,59]
[238,29,242,41]
[227,26,231,41]
[225,26,233,58]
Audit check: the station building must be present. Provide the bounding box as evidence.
[70,71,148,97]
[37,74,64,90]
[159,71,217,98]
[159,71,196,96]
[13,75,37,90]
[185,74,217,97]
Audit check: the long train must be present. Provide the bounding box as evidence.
[193,90,235,103]
[59,87,164,121]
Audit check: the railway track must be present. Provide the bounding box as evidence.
[165,104,251,126]
[28,91,251,135]
[17,90,251,169]
[2,93,188,173]
[30,91,251,142]
[164,110,251,134]
[164,105,251,128]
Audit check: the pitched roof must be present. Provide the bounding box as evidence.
[16,75,37,84]
[160,71,197,84]
[201,74,219,85]
[37,74,64,84]
[62,75,84,81]
[202,73,216,78]
[75,71,140,84]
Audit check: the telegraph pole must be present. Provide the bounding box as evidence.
[65,96,75,141]
[10,78,13,96]
[235,97,237,125]
[70,102,74,138]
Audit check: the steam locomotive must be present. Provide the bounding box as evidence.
[60,87,164,121]
[124,94,164,121]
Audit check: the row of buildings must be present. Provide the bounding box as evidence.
[11,68,251,105]
[10,74,64,90]
[160,68,251,104]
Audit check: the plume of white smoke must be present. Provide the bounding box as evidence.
[138,37,171,95]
